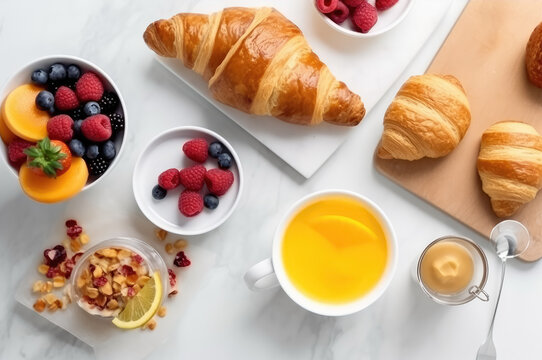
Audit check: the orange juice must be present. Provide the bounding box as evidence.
[282,196,388,304]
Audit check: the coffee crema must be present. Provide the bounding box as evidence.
[282,196,388,304]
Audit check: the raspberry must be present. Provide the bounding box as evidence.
[316,0,338,13]
[76,72,104,102]
[343,0,363,7]
[352,1,378,33]
[93,276,108,287]
[179,164,206,191]
[54,86,80,111]
[182,138,208,163]
[47,114,74,142]
[173,251,191,267]
[43,245,67,267]
[67,225,82,239]
[81,114,112,142]
[8,137,33,165]
[328,1,350,24]
[204,169,234,196]
[168,269,177,287]
[178,190,203,217]
[158,168,180,190]
[376,0,399,11]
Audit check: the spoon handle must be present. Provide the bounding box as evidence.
[485,259,507,339]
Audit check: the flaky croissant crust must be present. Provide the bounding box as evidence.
[143,7,365,126]
[477,121,542,217]
[377,74,471,160]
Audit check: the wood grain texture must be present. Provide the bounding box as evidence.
[375,0,542,261]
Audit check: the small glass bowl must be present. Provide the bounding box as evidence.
[416,236,489,306]
[70,237,168,318]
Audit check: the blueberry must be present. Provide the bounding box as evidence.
[85,144,99,159]
[66,64,81,80]
[73,119,84,137]
[35,90,54,111]
[203,194,219,209]
[68,139,86,157]
[31,69,48,85]
[217,153,232,169]
[152,185,167,200]
[48,63,66,81]
[83,101,101,116]
[101,140,116,160]
[208,141,224,158]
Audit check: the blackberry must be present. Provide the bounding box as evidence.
[87,156,109,176]
[70,107,84,120]
[99,92,120,113]
[109,113,125,133]
[47,81,63,93]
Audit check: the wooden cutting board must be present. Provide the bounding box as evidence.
[375,0,542,261]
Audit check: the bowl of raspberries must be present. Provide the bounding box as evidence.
[132,126,243,235]
[0,55,126,203]
[314,0,414,37]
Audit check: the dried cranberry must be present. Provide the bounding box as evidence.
[173,251,191,267]
[168,269,177,287]
[132,254,143,264]
[89,264,96,273]
[65,219,78,227]
[120,265,135,276]
[93,276,107,287]
[71,252,83,263]
[43,245,67,267]
[63,259,75,279]
[127,287,136,297]
[67,225,82,239]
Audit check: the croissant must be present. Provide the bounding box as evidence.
[377,74,471,160]
[477,121,542,217]
[143,7,365,126]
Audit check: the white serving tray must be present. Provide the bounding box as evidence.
[157,0,453,178]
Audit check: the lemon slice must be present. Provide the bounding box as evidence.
[112,271,162,329]
[310,215,378,248]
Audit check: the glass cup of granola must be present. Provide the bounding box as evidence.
[70,237,168,319]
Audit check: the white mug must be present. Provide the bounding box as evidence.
[243,189,398,316]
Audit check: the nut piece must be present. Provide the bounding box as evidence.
[92,265,103,278]
[155,228,168,241]
[53,276,65,288]
[79,233,90,245]
[33,298,46,312]
[113,274,126,284]
[97,248,118,258]
[86,287,99,299]
[44,293,57,305]
[38,264,49,275]
[157,306,167,317]
[526,22,542,88]
[46,281,53,292]
[99,282,113,296]
[136,276,150,287]
[165,243,175,255]
[117,249,131,260]
[174,239,187,249]
[32,280,44,293]
[70,239,82,252]
[107,299,119,310]
[95,294,107,307]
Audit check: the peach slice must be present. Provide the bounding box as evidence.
[19,157,88,203]
[0,100,16,145]
[3,84,49,142]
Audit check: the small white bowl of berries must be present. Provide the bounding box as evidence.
[132,126,243,236]
[314,0,415,37]
[0,55,126,203]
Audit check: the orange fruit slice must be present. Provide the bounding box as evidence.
[19,156,88,203]
[3,84,49,142]
[0,100,16,145]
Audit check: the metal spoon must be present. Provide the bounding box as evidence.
[476,221,530,360]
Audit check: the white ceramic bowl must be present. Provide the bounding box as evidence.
[0,55,127,193]
[314,0,415,38]
[133,126,243,236]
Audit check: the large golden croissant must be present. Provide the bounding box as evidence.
[377,74,471,160]
[477,121,542,217]
[143,7,365,126]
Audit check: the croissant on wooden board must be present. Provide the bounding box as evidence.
[376,74,471,160]
[477,121,542,218]
[143,7,365,126]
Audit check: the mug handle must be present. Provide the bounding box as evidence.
[244,258,280,291]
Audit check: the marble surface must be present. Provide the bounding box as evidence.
[1,1,542,359]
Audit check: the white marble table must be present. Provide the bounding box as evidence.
[2,1,542,359]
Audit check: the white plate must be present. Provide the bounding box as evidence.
[315,0,415,38]
[154,0,452,178]
[133,126,243,235]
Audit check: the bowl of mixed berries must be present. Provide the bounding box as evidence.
[0,55,126,203]
[133,126,243,235]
